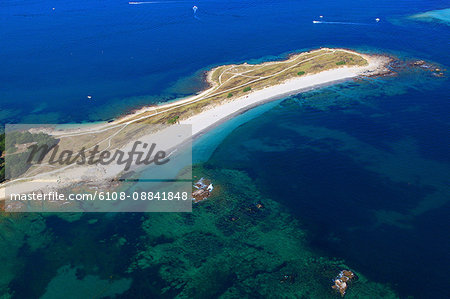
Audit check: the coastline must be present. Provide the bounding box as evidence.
[0,49,391,201]
[183,53,389,139]
[1,1,448,295]
[189,77,356,142]
[49,48,389,137]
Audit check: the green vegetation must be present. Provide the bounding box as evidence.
[121,49,369,126]
[1,131,58,181]
[227,92,233,98]
[336,61,346,65]
[297,71,305,76]
[123,164,399,297]
[167,115,180,124]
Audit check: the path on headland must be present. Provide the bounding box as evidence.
[52,49,338,137]
[1,49,384,194]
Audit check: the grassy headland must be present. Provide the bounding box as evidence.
[118,48,368,126]
[0,48,383,194]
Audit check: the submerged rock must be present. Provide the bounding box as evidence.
[192,178,214,203]
[408,60,446,77]
[332,269,356,297]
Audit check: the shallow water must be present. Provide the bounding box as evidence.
[411,8,450,24]
[204,69,450,298]
[1,0,448,123]
[1,0,449,298]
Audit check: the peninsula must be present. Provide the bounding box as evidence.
[0,48,390,202]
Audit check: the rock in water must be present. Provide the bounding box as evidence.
[332,270,355,297]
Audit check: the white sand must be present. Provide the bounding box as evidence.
[183,54,387,136]
[0,52,389,202]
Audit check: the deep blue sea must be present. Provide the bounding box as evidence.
[1,0,448,123]
[1,0,449,298]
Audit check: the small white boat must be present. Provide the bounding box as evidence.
[313,20,321,24]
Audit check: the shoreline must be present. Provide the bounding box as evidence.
[0,49,392,202]
[189,76,354,142]
[184,53,390,139]
[48,48,390,137]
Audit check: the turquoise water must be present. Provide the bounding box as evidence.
[1,0,449,298]
[411,8,450,24]
[200,69,449,298]
[1,0,448,123]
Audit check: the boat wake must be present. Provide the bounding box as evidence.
[312,20,373,25]
[129,1,185,4]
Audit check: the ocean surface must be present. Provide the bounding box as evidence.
[411,7,450,24]
[1,0,449,298]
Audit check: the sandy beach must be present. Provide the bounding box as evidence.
[0,49,390,202]
[182,53,388,137]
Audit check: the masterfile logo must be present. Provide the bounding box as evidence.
[3,124,192,213]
